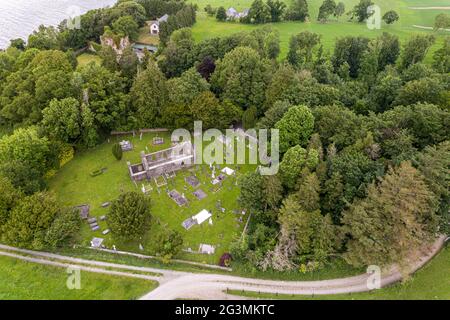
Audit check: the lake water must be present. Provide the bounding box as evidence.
[0,0,117,48]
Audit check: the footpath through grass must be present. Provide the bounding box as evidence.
[0,255,157,300]
[228,245,450,300]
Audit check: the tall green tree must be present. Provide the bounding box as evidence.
[334,2,345,20]
[189,92,242,129]
[0,127,54,176]
[295,172,321,211]
[0,177,23,233]
[41,98,81,143]
[382,10,399,25]
[108,192,152,242]
[238,171,265,212]
[399,35,435,70]
[211,46,270,110]
[414,141,450,234]
[27,25,60,50]
[332,36,370,78]
[154,228,184,262]
[279,145,318,189]
[167,68,210,105]
[159,28,195,78]
[275,105,314,153]
[2,192,62,249]
[118,45,139,81]
[285,0,309,22]
[44,207,81,248]
[264,31,281,59]
[342,162,438,267]
[267,0,286,22]
[349,0,374,22]
[79,63,129,132]
[317,0,336,22]
[242,106,258,130]
[432,37,450,73]
[248,0,272,24]
[216,6,227,21]
[377,32,400,70]
[130,61,168,128]
[112,15,139,40]
[287,31,321,69]
[275,196,339,268]
[434,13,450,31]
[257,100,291,130]
[394,77,447,107]
[313,105,365,149]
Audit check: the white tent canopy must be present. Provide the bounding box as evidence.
[222,167,235,175]
[193,209,212,225]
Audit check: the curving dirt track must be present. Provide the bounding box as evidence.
[0,236,446,300]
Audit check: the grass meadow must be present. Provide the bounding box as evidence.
[190,0,450,60]
[0,255,157,300]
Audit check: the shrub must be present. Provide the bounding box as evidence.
[219,253,232,267]
[108,192,151,242]
[112,143,123,160]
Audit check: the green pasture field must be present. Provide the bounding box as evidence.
[0,255,157,300]
[190,0,449,60]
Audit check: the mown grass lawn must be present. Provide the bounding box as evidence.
[191,0,449,60]
[137,26,160,45]
[48,132,256,265]
[229,245,450,299]
[76,53,102,68]
[0,255,157,300]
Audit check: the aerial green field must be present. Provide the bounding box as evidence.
[0,255,157,300]
[48,132,256,265]
[190,0,449,59]
[229,245,450,299]
[76,53,102,68]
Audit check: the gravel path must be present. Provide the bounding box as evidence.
[412,24,450,31]
[408,7,450,10]
[0,236,446,300]
[0,250,161,282]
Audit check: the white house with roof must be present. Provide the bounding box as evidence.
[149,14,169,35]
[226,7,249,20]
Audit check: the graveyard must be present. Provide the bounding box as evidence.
[48,131,256,264]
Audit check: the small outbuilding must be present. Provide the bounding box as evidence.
[148,14,169,35]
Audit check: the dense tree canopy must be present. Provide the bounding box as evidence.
[275,105,314,153]
[108,192,152,242]
[383,10,399,25]
[349,0,374,22]
[343,162,438,267]
[2,192,80,249]
[285,0,309,22]
[0,6,448,274]
[211,46,271,110]
[130,61,168,128]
